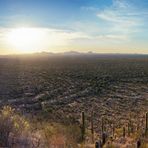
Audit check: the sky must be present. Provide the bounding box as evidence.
[0,0,148,54]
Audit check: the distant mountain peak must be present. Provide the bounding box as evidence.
[63,51,81,55]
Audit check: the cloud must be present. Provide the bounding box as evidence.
[80,0,147,42]
[96,34,127,40]
[96,0,147,39]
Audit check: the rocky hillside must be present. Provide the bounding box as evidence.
[0,54,148,135]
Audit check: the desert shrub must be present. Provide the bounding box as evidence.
[43,123,81,147]
[115,127,124,137]
[0,106,29,147]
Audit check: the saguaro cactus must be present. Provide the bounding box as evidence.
[81,111,85,142]
[101,117,107,146]
[91,111,94,143]
[112,124,115,137]
[145,112,148,136]
[128,120,133,135]
[101,117,104,134]
[102,132,107,146]
[123,127,126,137]
[127,122,130,136]
[95,140,102,148]
[137,139,141,148]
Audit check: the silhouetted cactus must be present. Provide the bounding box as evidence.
[95,141,99,148]
[101,117,104,134]
[91,111,94,143]
[81,111,85,142]
[145,112,148,136]
[112,124,115,137]
[123,127,126,137]
[102,132,107,146]
[95,140,102,148]
[137,139,141,148]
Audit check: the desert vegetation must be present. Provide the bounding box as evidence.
[0,106,82,147]
[0,105,147,147]
[0,53,148,147]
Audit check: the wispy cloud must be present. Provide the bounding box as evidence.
[96,0,147,39]
[95,34,127,40]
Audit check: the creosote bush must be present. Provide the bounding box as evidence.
[0,106,29,147]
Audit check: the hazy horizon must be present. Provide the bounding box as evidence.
[1,50,148,57]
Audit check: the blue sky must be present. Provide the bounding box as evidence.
[0,0,111,28]
[0,0,148,54]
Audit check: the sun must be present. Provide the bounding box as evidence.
[6,27,48,53]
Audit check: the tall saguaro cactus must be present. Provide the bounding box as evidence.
[91,111,94,143]
[127,122,130,136]
[145,112,148,136]
[101,117,107,146]
[101,117,104,134]
[81,111,85,142]
[123,127,126,137]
